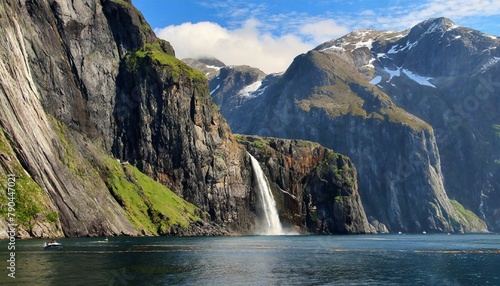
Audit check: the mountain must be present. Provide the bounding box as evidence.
[316,17,500,231]
[0,0,369,237]
[182,57,225,80]
[208,19,490,233]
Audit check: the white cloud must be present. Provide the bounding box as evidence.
[299,19,350,43]
[155,20,314,74]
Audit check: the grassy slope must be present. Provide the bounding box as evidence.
[105,158,204,235]
[0,127,59,229]
[125,42,206,83]
[450,200,487,231]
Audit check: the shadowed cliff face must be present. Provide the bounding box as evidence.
[211,39,487,233]
[0,0,137,237]
[238,135,374,234]
[111,47,256,231]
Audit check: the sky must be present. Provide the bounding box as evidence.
[132,0,500,73]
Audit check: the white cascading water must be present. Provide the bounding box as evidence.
[249,154,283,235]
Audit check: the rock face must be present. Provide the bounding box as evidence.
[0,0,368,237]
[238,135,374,234]
[0,0,137,237]
[317,17,499,231]
[210,22,488,232]
[0,0,251,237]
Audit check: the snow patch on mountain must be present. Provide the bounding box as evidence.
[238,80,264,98]
[369,76,382,85]
[402,69,436,88]
[384,67,401,80]
[354,38,374,50]
[206,65,222,71]
[321,45,346,53]
[479,57,500,72]
[388,40,418,54]
[364,58,376,68]
[210,84,220,95]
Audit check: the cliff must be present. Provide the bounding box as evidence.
[359,18,500,231]
[0,0,367,237]
[238,135,374,234]
[316,18,499,231]
[0,0,250,237]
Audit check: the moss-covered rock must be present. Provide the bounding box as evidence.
[125,42,206,83]
[0,127,63,238]
[103,158,206,235]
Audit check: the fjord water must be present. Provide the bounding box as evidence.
[249,154,283,235]
[0,234,499,285]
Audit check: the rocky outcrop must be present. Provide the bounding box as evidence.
[237,135,374,234]
[212,35,487,233]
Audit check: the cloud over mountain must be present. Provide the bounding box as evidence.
[155,20,321,74]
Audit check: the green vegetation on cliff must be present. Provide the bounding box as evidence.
[125,42,206,82]
[49,116,206,236]
[450,200,487,231]
[0,128,59,230]
[234,134,273,150]
[104,158,204,235]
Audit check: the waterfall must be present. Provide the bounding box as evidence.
[249,154,283,235]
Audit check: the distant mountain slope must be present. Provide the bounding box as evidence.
[208,18,490,233]
[182,57,225,80]
[317,17,500,231]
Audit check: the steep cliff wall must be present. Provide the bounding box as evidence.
[0,1,137,237]
[112,43,255,231]
[238,135,374,234]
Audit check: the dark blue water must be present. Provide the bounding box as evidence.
[0,234,498,285]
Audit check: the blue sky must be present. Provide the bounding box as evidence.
[132,0,500,73]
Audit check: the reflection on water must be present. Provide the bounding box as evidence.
[0,234,498,285]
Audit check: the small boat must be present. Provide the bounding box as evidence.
[44,241,63,250]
